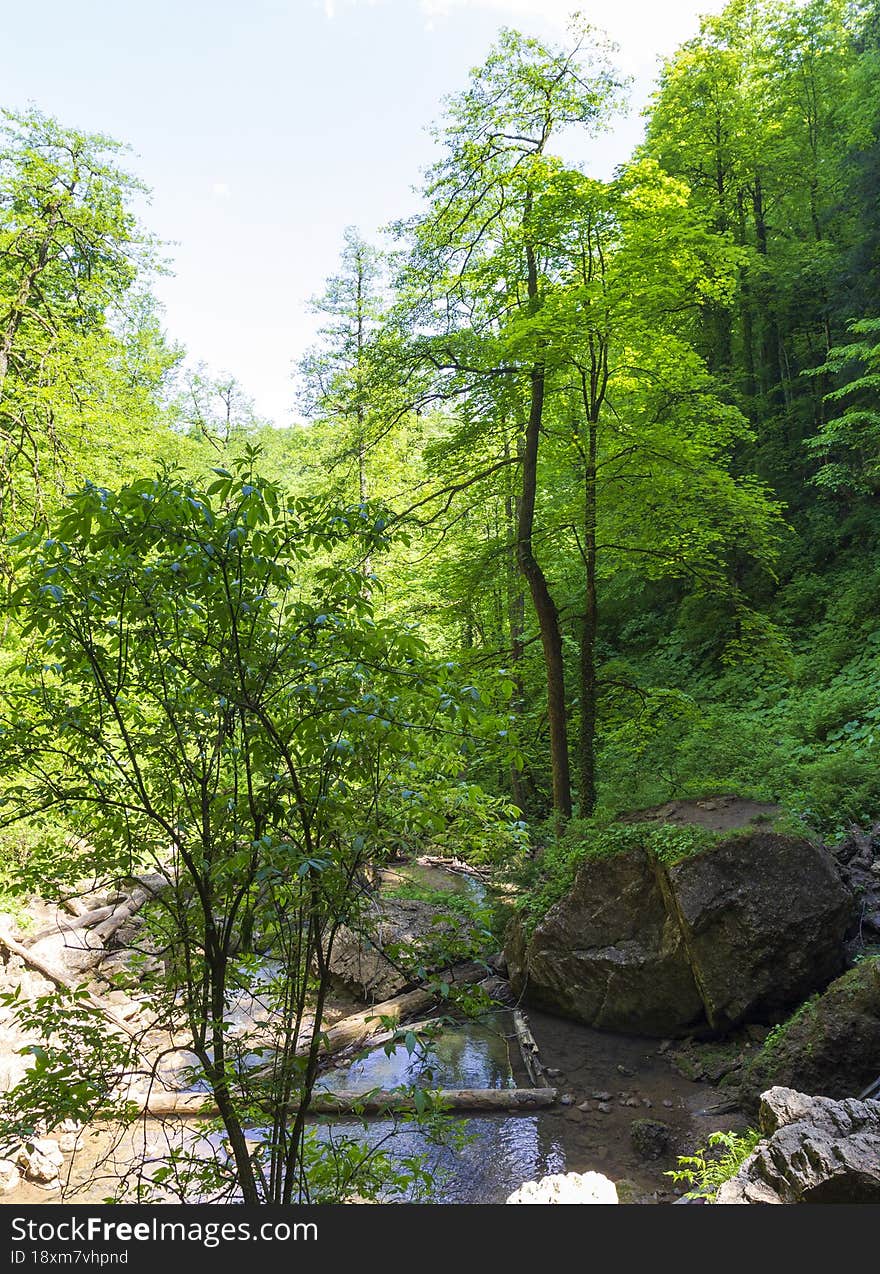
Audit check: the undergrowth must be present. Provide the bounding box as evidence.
[666,1128,762,1200]
[513,820,719,934]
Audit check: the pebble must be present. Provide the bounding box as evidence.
[545,1067,563,1078]
[597,1102,612,1114]
[642,1098,653,1108]
[578,1101,591,1112]
[662,1099,674,1109]
[624,1097,640,1108]
[617,1064,635,1077]
[592,1090,612,1101]
[560,1093,574,1106]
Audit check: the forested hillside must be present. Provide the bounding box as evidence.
[1,0,878,1209]
[282,0,880,840]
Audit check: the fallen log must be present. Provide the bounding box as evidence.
[0,929,146,1049]
[859,1074,880,1101]
[24,906,117,947]
[90,886,153,944]
[139,1086,558,1119]
[316,960,486,1057]
[413,855,492,882]
[513,1010,548,1087]
[247,962,487,1079]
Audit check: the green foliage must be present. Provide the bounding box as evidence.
[666,1128,762,1200]
[0,451,514,1203]
[514,819,719,933]
[382,879,500,966]
[757,993,821,1061]
[0,985,137,1154]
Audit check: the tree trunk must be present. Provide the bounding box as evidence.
[578,415,598,816]
[516,228,571,820]
[504,434,531,813]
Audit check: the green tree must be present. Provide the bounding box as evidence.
[0,106,153,538]
[0,453,506,1202]
[397,21,622,818]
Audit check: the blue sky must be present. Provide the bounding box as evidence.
[4,0,727,424]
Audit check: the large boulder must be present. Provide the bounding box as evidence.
[716,1086,880,1203]
[505,848,704,1034]
[668,833,852,1029]
[739,956,880,1113]
[506,832,854,1035]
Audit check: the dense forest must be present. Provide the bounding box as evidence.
[1,0,879,1209]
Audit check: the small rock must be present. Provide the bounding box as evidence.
[642,1098,653,1108]
[592,1090,612,1101]
[560,1093,574,1106]
[662,1099,674,1109]
[0,1159,20,1193]
[597,1102,612,1114]
[545,1067,563,1078]
[617,1064,635,1077]
[615,1178,640,1203]
[57,1117,81,1149]
[564,1107,584,1122]
[630,1119,671,1161]
[658,1040,673,1053]
[17,1139,63,1185]
[578,1101,591,1112]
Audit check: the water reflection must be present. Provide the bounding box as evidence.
[317,1010,517,1094]
[309,1113,567,1202]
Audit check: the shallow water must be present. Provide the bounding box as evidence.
[317,1009,517,1095]
[10,866,747,1204]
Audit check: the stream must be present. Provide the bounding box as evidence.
[12,862,748,1204]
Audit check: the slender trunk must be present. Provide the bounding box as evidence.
[578,415,598,816]
[504,434,529,812]
[205,956,260,1203]
[737,192,756,401]
[516,363,571,820]
[752,174,784,408]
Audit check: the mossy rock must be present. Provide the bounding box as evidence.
[739,957,880,1115]
[506,832,854,1036]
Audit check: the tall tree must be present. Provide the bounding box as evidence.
[0,107,151,538]
[398,22,622,818]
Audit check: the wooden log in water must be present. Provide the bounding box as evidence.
[314,960,487,1058]
[139,1086,558,1119]
[512,1010,548,1087]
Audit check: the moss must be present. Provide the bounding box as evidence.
[740,957,880,1112]
[513,819,720,934]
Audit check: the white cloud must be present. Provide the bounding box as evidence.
[211,182,231,199]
